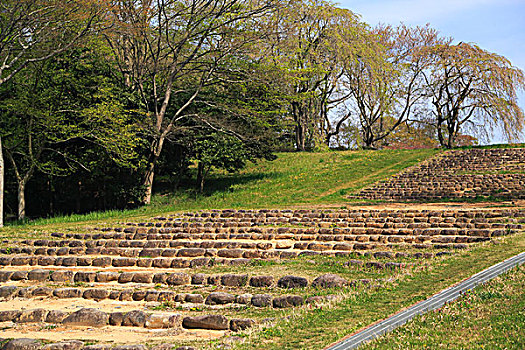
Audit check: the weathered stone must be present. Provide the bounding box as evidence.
[61,257,77,267]
[185,294,204,303]
[189,257,209,268]
[177,248,205,257]
[146,258,167,268]
[132,272,153,284]
[150,345,184,350]
[230,318,256,332]
[251,294,272,307]
[32,287,53,297]
[92,257,112,267]
[249,275,274,288]
[112,346,147,350]
[50,270,74,282]
[182,315,229,330]
[62,308,109,327]
[312,274,347,288]
[132,291,147,301]
[37,256,58,266]
[272,295,304,308]
[0,286,18,299]
[96,271,119,283]
[109,312,125,326]
[145,313,181,329]
[217,249,243,258]
[112,258,137,267]
[0,310,21,322]
[137,259,153,268]
[83,289,110,301]
[191,273,207,285]
[53,288,82,299]
[17,287,34,298]
[221,274,248,287]
[1,338,41,350]
[205,292,235,305]
[230,258,251,266]
[11,270,28,281]
[45,310,68,323]
[153,273,167,284]
[41,341,84,350]
[235,293,252,304]
[0,271,13,282]
[118,272,134,283]
[28,269,49,282]
[277,275,308,289]
[74,272,96,283]
[18,309,48,323]
[119,289,133,301]
[82,346,111,350]
[166,273,190,286]
[122,310,147,327]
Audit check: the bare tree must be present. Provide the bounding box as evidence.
[423,42,525,148]
[342,24,446,149]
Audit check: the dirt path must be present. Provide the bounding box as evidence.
[317,159,413,198]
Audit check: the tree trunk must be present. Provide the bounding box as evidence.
[447,122,456,149]
[0,136,3,227]
[17,180,26,221]
[196,162,205,193]
[143,161,155,205]
[295,123,306,151]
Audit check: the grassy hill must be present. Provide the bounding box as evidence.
[9,148,438,229]
[1,147,524,350]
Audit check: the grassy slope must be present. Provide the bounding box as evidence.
[231,232,525,350]
[366,265,525,350]
[6,149,438,230]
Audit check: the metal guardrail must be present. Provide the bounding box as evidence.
[325,251,525,350]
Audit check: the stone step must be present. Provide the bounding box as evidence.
[0,307,255,331]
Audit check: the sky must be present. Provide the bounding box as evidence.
[336,0,525,143]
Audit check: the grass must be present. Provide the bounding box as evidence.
[229,231,525,350]
[366,265,525,349]
[3,149,438,231]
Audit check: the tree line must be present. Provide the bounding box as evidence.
[0,0,524,223]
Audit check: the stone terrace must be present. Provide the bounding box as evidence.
[352,148,525,201]
[0,207,524,349]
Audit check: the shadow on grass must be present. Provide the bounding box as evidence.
[153,171,283,200]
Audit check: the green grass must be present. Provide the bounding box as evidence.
[366,265,525,349]
[4,149,438,230]
[229,232,525,350]
[455,143,525,150]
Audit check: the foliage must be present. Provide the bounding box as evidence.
[423,42,525,148]
[0,45,145,219]
[192,132,275,192]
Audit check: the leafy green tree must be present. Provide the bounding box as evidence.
[106,0,279,204]
[0,47,143,220]
[264,0,366,150]
[342,24,446,149]
[0,0,108,225]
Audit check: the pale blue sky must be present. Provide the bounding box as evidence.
[336,0,525,143]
